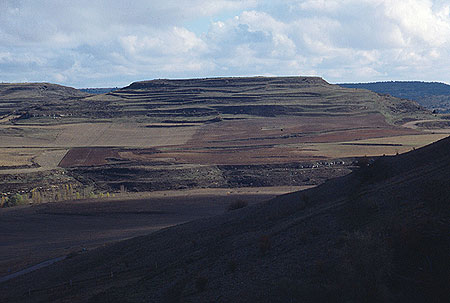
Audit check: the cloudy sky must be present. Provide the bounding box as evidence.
[1,0,450,88]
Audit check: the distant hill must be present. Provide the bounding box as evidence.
[0,82,89,117]
[0,82,88,100]
[339,81,450,113]
[0,77,434,124]
[2,135,449,302]
[79,88,119,94]
[0,76,441,203]
[88,76,432,125]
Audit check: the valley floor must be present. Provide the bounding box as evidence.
[0,186,304,279]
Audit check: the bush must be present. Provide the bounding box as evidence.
[227,199,248,211]
[0,196,8,207]
[6,194,26,207]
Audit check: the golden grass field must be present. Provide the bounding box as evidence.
[0,122,199,171]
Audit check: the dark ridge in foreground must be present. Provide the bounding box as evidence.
[2,136,449,302]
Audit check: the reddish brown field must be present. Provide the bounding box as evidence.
[57,114,433,167]
[58,147,122,167]
[193,114,421,145]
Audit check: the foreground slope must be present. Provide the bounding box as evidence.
[2,136,449,302]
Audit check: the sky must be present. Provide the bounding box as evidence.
[1,0,450,88]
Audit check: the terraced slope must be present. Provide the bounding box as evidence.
[90,77,432,124]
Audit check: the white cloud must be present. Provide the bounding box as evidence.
[1,0,450,87]
[298,0,343,12]
[380,0,450,47]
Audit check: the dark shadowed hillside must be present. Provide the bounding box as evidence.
[339,81,450,113]
[2,135,449,302]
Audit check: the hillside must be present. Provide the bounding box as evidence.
[0,83,89,117]
[1,76,447,205]
[90,76,431,125]
[0,77,433,127]
[2,136,449,302]
[0,82,88,100]
[4,76,434,125]
[339,81,450,113]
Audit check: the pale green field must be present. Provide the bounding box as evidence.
[296,133,449,159]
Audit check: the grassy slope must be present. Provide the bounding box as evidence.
[2,136,449,302]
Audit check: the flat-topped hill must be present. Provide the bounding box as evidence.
[125,76,329,89]
[94,76,431,125]
[0,77,434,125]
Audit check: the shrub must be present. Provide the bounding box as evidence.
[0,196,8,207]
[227,199,248,211]
[6,193,26,207]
